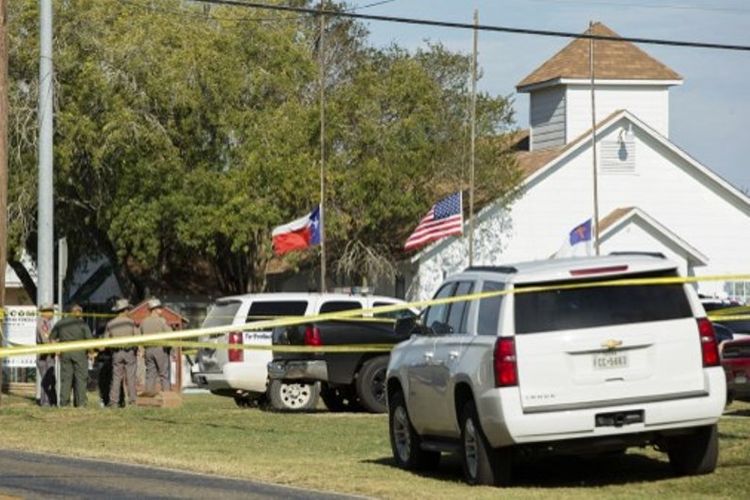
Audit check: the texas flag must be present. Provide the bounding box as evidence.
[272,206,322,256]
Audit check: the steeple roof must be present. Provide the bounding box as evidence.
[517,22,682,90]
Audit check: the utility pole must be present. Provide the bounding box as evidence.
[318,1,327,292]
[589,21,601,256]
[468,9,478,266]
[0,0,9,403]
[38,0,54,306]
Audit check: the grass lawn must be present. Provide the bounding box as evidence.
[0,392,748,499]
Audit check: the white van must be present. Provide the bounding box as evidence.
[193,292,408,410]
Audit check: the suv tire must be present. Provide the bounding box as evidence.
[460,401,512,486]
[389,391,440,470]
[666,424,719,476]
[268,380,320,411]
[356,356,389,413]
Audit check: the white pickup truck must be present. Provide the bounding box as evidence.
[387,254,726,485]
[192,292,407,410]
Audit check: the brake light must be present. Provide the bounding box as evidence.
[570,265,628,276]
[697,318,720,367]
[494,338,518,387]
[304,325,322,346]
[228,331,243,362]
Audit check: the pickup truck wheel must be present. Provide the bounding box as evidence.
[389,391,440,470]
[460,401,512,486]
[268,380,320,411]
[666,424,719,476]
[355,356,389,413]
[320,384,361,412]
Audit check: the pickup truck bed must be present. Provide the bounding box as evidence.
[269,320,409,413]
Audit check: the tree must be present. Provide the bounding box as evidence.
[6,0,520,297]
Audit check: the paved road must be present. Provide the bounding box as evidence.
[0,449,357,500]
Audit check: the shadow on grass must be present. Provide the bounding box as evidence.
[364,452,675,488]
[723,408,750,418]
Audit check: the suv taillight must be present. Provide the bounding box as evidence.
[697,318,720,367]
[304,325,322,346]
[228,331,243,362]
[494,338,518,387]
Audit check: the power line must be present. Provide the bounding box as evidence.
[193,0,750,52]
[121,0,396,24]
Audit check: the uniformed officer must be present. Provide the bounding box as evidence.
[140,298,173,393]
[104,298,140,407]
[36,303,57,407]
[49,304,93,407]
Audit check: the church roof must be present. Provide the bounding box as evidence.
[517,22,682,90]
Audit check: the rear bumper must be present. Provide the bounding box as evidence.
[478,368,726,448]
[267,360,329,382]
[192,362,268,395]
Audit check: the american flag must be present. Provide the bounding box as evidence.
[404,192,464,252]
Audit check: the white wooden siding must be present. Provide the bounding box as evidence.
[530,87,566,150]
[413,115,750,300]
[566,85,669,140]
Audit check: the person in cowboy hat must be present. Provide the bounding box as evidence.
[140,298,173,394]
[49,304,93,407]
[36,303,57,407]
[104,298,141,407]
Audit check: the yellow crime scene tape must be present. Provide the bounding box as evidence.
[2,272,750,359]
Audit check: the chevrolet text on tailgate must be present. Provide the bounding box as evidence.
[386,254,726,486]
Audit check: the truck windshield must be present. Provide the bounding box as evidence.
[514,270,692,334]
[202,300,242,328]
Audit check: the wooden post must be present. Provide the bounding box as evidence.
[589,21,601,256]
[0,0,9,403]
[318,2,327,292]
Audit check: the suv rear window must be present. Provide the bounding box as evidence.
[514,271,692,334]
[247,301,308,322]
[319,301,363,314]
[203,300,242,328]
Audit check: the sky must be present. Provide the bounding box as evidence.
[356,0,750,191]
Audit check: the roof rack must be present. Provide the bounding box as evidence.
[608,251,666,259]
[464,266,518,274]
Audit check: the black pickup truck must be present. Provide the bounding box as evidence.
[268,317,414,413]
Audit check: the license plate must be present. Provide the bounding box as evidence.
[735,374,748,385]
[593,352,628,370]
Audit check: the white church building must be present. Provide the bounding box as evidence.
[408,23,750,302]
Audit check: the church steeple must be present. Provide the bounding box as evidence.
[517,23,682,150]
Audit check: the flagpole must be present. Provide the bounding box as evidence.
[589,21,601,256]
[319,2,327,292]
[468,9,478,266]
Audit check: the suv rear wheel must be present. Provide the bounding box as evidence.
[666,424,719,476]
[268,380,320,411]
[460,401,512,486]
[389,391,440,470]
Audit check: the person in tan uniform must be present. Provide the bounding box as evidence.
[104,298,140,407]
[36,303,57,407]
[140,298,173,393]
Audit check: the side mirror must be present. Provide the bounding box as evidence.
[394,316,417,337]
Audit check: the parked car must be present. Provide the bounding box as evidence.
[192,293,410,411]
[268,303,416,414]
[721,338,750,404]
[713,323,735,345]
[386,254,726,486]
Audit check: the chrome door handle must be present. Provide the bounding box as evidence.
[423,352,434,361]
[448,351,460,360]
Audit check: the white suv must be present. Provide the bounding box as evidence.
[193,292,406,410]
[387,254,726,485]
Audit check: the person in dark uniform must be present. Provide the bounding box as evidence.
[104,298,140,407]
[36,303,57,407]
[140,298,173,393]
[49,304,93,407]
